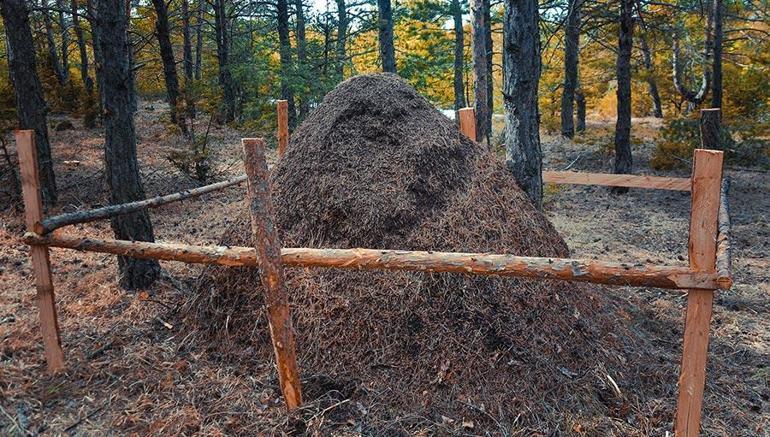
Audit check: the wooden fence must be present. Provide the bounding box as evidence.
[14,106,731,437]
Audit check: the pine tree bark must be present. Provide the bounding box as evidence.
[484,0,492,124]
[503,0,542,208]
[377,0,396,73]
[42,0,66,85]
[335,0,347,78]
[213,0,237,122]
[451,0,465,112]
[471,0,490,143]
[295,0,309,120]
[151,0,183,129]
[56,0,70,82]
[575,82,586,133]
[276,0,297,129]
[711,0,722,109]
[194,0,204,80]
[95,0,161,290]
[2,0,58,206]
[613,0,634,188]
[71,0,93,95]
[639,32,663,118]
[182,0,194,81]
[87,0,105,118]
[560,0,580,138]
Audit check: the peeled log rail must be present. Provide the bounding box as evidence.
[543,171,691,191]
[36,175,247,235]
[716,177,732,289]
[23,232,726,290]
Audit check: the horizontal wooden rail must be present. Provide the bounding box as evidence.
[23,233,726,290]
[543,171,691,191]
[715,178,732,289]
[36,175,247,235]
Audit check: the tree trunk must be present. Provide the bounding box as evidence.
[575,81,586,133]
[711,0,722,109]
[2,0,58,206]
[87,0,105,119]
[484,0,492,125]
[56,0,70,82]
[471,0,490,144]
[639,32,663,118]
[95,0,161,290]
[276,0,297,129]
[377,0,396,73]
[560,0,580,138]
[71,0,93,95]
[295,0,309,120]
[451,0,465,112]
[503,0,542,208]
[42,0,66,85]
[151,0,183,129]
[194,0,204,80]
[613,0,633,188]
[213,0,237,122]
[182,0,194,81]
[335,0,347,79]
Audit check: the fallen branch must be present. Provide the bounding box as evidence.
[36,175,247,234]
[24,232,725,290]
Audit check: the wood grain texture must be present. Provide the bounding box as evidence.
[16,130,65,372]
[715,178,732,289]
[37,175,247,234]
[242,138,302,410]
[276,100,289,158]
[543,170,691,191]
[24,233,727,290]
[675,148,724,437]
[458,107,476,141]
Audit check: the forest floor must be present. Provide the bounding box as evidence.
[0,106,767,435]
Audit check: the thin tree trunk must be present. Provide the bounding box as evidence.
[639,32,663,117]
[213,0,237,122]
[484,0,492,124]
[95,0,161,290]
[150,0,184,130]
[276,0,297,129]
[471,0,490,144]
[613,0,634,187]
[71,0,93,95]
[560,0,580,138]
[377,0,396,73]
[87,0,105,118]
[194,0,204,80]
[575,81,586,133]
[335,0,347,79]
[2,0,57,206]
[56,0,70,82]
[295,0,309,120]
[451,0,465,112]
[503,0,542,207]
[42,0,66,85]
[182,0,194,81]
[711,0,722,109]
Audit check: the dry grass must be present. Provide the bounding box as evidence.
[0,98,767,435]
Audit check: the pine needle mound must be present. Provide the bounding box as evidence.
[187,74,649,432]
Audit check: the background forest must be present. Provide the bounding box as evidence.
[1,0,768,152]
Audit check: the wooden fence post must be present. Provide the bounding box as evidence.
[241,138,302,410]
[276,100,289,158]
[674,146,724,436]
[458,107,476,141]
[16,130,65,372]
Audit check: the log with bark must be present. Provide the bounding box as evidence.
[24,233,727,290]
